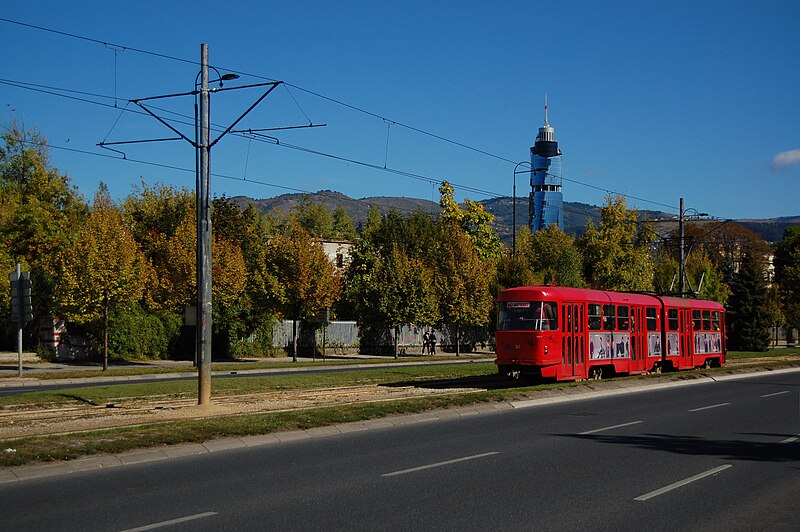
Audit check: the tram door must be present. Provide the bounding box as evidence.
[561,303,584,380]
[680,309,692,370]
[630,307,646,373]
[573,303,586,378]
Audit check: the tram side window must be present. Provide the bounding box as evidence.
[711,311,720,331]
[617,306,629,330]
[588,304,601,330]
[603,304,616,331]
[542,302,558,330]
[646,307,658,331]
[702,310,711,330]
[693,310,701,331]
[668,309,679,331]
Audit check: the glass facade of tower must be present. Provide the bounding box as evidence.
[530,153,563,231]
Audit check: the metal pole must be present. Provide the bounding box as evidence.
[679,197,685,297]
[197,44,213,405]
[512,174,516,255]
[16,263,22,377]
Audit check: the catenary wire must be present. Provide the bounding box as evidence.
[0,16,680,213]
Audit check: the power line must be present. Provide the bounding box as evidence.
[0,16,681,213]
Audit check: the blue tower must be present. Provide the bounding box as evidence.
[530,97,563,231]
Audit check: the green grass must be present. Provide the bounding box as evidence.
[1,355,494,380]
[0,362,501,408]
[727,346,800,359]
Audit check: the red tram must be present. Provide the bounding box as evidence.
[495,286,725,381]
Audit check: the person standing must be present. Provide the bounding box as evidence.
[422,331,430,355]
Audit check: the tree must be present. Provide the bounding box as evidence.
[774,225,800,333]
[55,185,152,370]
[291,196,334,238]
[439,180,502,261]
[521,225,585,287]
[266,222,341,361]
[121,180,193,263]
[433,222,495,355]
[332,206,357,241]
[577,196,654,291]
[0,123,87,344]
[726,251,771,352]
[376,244,439,357]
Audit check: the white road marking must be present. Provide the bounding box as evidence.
[688,402,730,412]
[382,452,499,477]
[779,436,798,444]
[579,420,643,435]
[119,512,218,531]
[761,390,790,398]
[634,464,732,501]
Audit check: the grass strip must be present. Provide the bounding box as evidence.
[0,363,501,408]
[0,392,509,467]
[1,355,494,380]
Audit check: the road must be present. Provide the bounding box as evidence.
[1,369,798,531]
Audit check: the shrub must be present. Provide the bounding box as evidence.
[108,306,182,360]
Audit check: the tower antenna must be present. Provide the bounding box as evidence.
[544,93,549,126]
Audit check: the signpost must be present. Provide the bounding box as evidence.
[9,264,33,377]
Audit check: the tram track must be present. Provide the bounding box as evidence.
[0,384,484,439]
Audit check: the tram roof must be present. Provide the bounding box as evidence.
[499,286,724,310]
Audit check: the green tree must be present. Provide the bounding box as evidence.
[774,225,800,333]
[439,180,502,261]
[577,196,654,291]
[521,225,585,287]
[55,185,152,370]
[266,222,341,361]
[433,222,495,355]
[121,180,193,262]
[332,206,357,241]
[376,244,439,357]
[726,251,771,351]
[291,196,334,238]
[0,123,87,343]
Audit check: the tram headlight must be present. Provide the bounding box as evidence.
[544,346,548,355]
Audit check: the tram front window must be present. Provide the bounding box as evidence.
[498,301,558,331]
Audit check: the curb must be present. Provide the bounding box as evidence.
[1,366,799,485]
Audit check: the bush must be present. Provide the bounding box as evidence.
[108,306,183,360]
[228,318,282,358]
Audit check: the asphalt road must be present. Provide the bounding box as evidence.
[2,370,798,531]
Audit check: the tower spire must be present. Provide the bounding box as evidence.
[544,93,549,127]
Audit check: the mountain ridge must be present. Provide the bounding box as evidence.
[229,192,797,243]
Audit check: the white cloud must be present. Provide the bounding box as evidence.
[772,149,800,170]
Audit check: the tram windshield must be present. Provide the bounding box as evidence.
[498,301,558,331]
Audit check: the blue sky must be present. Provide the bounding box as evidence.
[1,1,798,220]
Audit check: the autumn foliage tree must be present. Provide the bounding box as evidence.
[578,196,655,291]
[433,222,495,355]
[266,222,341,361]
[55,185,151,369]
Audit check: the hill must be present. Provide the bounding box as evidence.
[230,192,798,244]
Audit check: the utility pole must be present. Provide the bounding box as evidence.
[101,44,302,406]
[679,196,685,297]
[197,44,212,405]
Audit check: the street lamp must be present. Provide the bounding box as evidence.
[512,161,532,255]
[679,197,708,296]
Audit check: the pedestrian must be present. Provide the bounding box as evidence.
[429,332,437,355]
[422,331,430,355]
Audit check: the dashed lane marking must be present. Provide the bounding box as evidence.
[634,465,732,501]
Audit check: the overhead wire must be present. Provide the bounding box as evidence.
[0,16,682,214]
